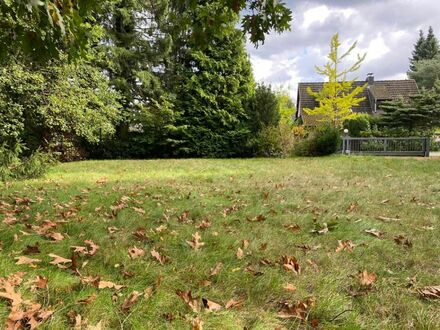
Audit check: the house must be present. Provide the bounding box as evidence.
[295,74,419,126]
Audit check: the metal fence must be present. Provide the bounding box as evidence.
[342,137,430,157]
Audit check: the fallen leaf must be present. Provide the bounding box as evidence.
[144,286,154,299]
[335,240,355,253]
[128,246,145,259]
[394,235,412,248]
[283,283,297,293]
[358,270,377,286]
[45,232,64,241]
[377,216,400,222]
[98,280,124,290]
[150,249,168,265]
[196,218,211,230]
[202,298,222,311]
[284,224,301,233]
[30,276,48,290]
[247,214,266,222]
[364,228,384,238]
[236,247,244,259]
[186,232,205,250]
[225,297,245,309]
[107,226,119,234]
[78,293,97,305]
[209,262,223,276]
[192,316,203,330]
[121,290,142,312]
[277,298,316,320]
[282,256,301,275]
[347,202,358,213]
[176,290,200,312]
[84,240,100,256]
[132,207,145,215]
[15,256,42,267]
[242,239,250,249]
[48,253,72,268]
[418,285,440,299]
[177,210,190,222]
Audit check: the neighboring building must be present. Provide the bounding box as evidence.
[295,74,419,126]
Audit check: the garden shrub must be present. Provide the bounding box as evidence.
[294,124,341,156]
[252,124,302,157]
[0,142,52,181]
[343,114,371,137]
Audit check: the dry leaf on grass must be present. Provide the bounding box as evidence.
[186,232,205,250]
[192,316,203,330]
[107,226,119,234]
[377,216,400,222]
[15,256,42,267]
[202,298,222,311]
[150,249,169,265]
[358,270,377,286]
[45,232,64,241]
[209,262,223,276]
[196,218,211,230]
[48,254,72,268]
[247,214,266,222]
[30,276,48,291]
[283,283,297,293]
[98,280,124,290]
[176,290,200,312]
[284,224,301,233]
[242,239,250,249]
[277,298,316,320]
[418,285,440,299]
[364,228,384,238]
[225,297,245,309]
[236,247,244,259]
[121,291,142,313]
[347,202,358,213]
[78,293,97,305]
[394,235,412,248]
[335,240,356,253]
[128,246,145,259]
[282,256,301,275]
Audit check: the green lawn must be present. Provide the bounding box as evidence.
[0,157,439,329]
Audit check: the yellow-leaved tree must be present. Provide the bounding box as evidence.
[304,33,367,127]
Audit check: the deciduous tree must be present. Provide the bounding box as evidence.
[304,33,366,127]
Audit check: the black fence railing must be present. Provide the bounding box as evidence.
[342,137,430,157]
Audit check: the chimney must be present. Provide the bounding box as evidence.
[366,73,374,85]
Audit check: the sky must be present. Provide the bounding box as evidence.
[247,0,440,99]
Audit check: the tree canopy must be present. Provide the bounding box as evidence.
[0,0,292,63]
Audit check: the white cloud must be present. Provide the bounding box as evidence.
[302,5,331,30]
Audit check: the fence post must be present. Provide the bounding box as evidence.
[424,137,430,157]
[383,139,387,153]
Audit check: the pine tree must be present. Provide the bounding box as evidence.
[304,33,366,127]
[168,2,255,157]
[409,27,440,72]
[410,30,426,72]
[380,84,440,132]
[424,26,440,59]
[95,0,178,157]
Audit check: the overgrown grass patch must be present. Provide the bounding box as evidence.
[0,157,439,329]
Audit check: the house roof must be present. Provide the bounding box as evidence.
[296,79,419,125]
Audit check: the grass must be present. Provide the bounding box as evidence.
[0,156,439,329]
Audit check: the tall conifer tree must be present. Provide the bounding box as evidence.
[167,2,255,157]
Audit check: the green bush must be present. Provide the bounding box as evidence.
[343,114,371,137]
[251,124,299,157]
[294,124,341,157]
[0,142,52,181]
